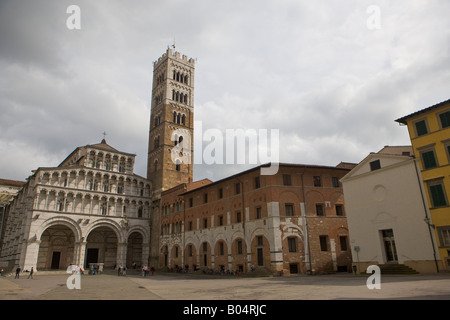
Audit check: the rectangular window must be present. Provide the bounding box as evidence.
[203,218,208,229]
[236,211,242,223]
[257,248,264,266]
[313,176,322,187]
[204,193,208,203]
[189,197,193,207]
[283,174,292,186]
[445,143,450,164]
[319,236,329,251]
[188,221,193,231]
[285,204,294,216]
[439,110,450,129]
[438,227,450,247]
[332,177,340,188]
[219,215,224,226]
[237,240,243,255]
[219,242,224,255]
[415,119,429,136]
[218,188,223,199]
[421,150,438,169]
[256,207,262,219]
[288,237,297,252]
[370,160,381,171]
[428,181,448,208]
[340,236,348,251]
[189,245,193,257]
[336,204,344,216]
[257,236,263,246]
[235,183,241,194]
[255,176,261,189]
[316,204,324,216]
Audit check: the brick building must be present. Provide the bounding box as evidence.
[158,163,355,275]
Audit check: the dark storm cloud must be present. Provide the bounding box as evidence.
[0,0,449,182]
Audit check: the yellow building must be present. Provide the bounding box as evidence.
[396,98,450,270]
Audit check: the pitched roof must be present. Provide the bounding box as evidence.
[395,98,450,124]
[0,178,26,187]
[85,139,121,153]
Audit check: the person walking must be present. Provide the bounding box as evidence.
[15,265,21,279]
[151,266,155,276]
[28,267,34,279]
[142,265,148,277]
[0,267,3,278]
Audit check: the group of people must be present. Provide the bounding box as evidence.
[142,265,155,277]
[88,263,103,275]
[116,265,127,276]
[11,266,34,279]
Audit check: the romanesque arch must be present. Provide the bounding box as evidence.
[37,222,78,270]
[85,223,122,269]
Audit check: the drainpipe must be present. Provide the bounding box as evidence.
[300,171,313,274]
[236,177,247,273]
[413,158,440,272]
[182,184,187,269]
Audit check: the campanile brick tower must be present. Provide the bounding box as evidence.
[147,48,195,266]
[147,48,195,197]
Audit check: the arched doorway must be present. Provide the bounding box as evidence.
[37,225,76,270]
[85,226,118,268]
[127,232,143,268]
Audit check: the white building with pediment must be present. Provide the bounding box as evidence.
[0,139,151,272]
[341,146,442,273]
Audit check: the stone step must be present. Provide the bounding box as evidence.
[378,264,419,274]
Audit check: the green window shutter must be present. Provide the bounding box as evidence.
[439,111,450,128]
[430,184,447,207]
[415,120,428,136]
[422,151,437,169]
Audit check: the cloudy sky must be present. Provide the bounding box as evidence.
[1,0,449,182]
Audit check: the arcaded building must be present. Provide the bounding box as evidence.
[158,163,355,275]
[0,139,151,271]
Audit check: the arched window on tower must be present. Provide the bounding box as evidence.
[154,159,158,172]
[177,113,181,124]
[181,114,186,125]
[173,111,177,123]
[174,134,178,146]
[175,159,181,172]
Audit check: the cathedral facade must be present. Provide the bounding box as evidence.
[0,139,151,271]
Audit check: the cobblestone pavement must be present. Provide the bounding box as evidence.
[1,270,450,300]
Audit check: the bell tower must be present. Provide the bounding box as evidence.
[147,48,195,199]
